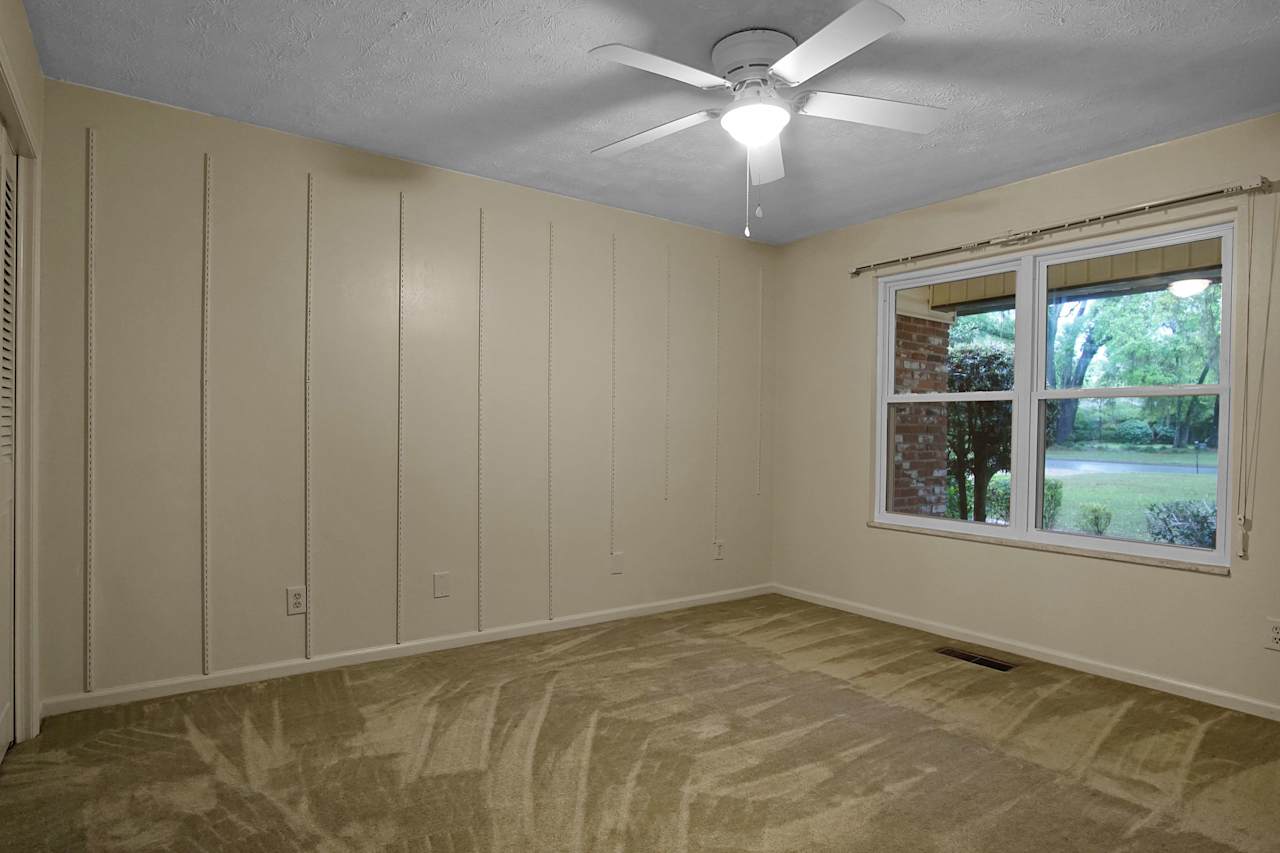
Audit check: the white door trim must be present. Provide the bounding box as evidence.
[13,150,39,743]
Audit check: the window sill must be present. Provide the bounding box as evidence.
[866,519,1230,577]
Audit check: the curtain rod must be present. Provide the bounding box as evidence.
[848,176,1273,279]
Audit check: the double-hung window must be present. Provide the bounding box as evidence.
[875,224,1232,569]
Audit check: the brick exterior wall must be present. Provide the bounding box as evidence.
[890,314,950,515]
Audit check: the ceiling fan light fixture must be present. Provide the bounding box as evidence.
[720,102,791,148]
[1168,278,1212,298]
[589,4,946,230]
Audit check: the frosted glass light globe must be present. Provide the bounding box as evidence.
[720,102,791,148]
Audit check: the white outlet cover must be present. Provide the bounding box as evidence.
[1267,618,1280,652]
[286,585,307,616]
[433,572,451,599]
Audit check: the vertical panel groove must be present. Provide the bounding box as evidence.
[609,233,617,556]
[755,264,764,497]
[664,245,671,502]
[304,173,314,659]
[476,209,485,631]
[200,153,212,675]
[712,256,721,544]
[84,127,96,693]
[546,222,554,620]
[395,192,405,644]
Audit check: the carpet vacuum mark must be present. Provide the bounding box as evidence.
[2,595,1278,851]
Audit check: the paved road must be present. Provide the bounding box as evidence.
[1044,458,1217,476]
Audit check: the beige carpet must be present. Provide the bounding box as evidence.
[2,594,1278,852]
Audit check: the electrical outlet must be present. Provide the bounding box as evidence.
[433,571,451,599]
[285,585,307,616]
[712,540,725,561]
[1267,618,1280,652]
[610,552,625,575]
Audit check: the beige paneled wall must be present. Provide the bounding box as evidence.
[478,205,552,631]
[772,112,1280,716]
[207,148,307,671]
[38,81,774,705]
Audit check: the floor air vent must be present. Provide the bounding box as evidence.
[936,647,1016,672]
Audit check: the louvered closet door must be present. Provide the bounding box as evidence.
[0,123,16,756]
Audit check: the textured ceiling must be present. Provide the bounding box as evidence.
[25,0,1280,244]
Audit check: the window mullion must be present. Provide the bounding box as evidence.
[1036,383,1226,401]
[885,390,1016,404]
[1011,254,1037,536]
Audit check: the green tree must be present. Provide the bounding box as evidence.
[1099,284,1220,447]
[1046,281,1221,446]
[1046,298,1108,442]
[946,343,1013,522]
[949,308,1015,349]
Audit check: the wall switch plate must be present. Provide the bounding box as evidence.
[1267,618,1280,652]
[610,552,625,575]
[712,540,725,561]
[433,572,451,599]
[286,585,307,616]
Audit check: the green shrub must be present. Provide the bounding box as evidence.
[1078,503,1112,536]
[1146,500,1216,549]
[946,473,1006,522]
[1070,425,1097,443]
[987,478,1010,521]
[946,477,963,519]
[1042,479,1063,529]
[1117,418,1153,445]
[974,477,1060,528]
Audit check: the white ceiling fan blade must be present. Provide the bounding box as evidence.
[769,0,904,87]
[798,91,945,134]
[592,110,718,157]
[590,44,730,90]
[749,137,785,186]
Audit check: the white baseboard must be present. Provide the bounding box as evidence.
[769,583,1280,722]
[44,581,1278,724]
[41,584,773,718]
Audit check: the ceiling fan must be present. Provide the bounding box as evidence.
[588,0,946,197]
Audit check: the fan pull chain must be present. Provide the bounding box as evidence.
[744,148,752,238]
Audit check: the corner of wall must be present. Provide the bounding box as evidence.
[0,0,45,156]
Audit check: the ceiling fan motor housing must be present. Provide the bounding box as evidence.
[711,29,798,86]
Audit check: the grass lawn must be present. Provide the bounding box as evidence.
[1044,444,1217,468]
[1049,472,1217,541]
[982,470,1217,543]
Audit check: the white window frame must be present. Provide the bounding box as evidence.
[874,222,1233,568]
